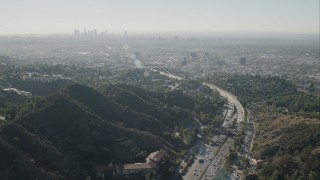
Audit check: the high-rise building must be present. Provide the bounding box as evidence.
[181,58,187,66]
[204,52,208,61]
[240,57,247,65]
[190,53,198,61]
[84,28,87,35]
[73,29,80,36]
[134,52,141,60]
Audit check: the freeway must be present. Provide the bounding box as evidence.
[201,137,233,179]
[182,135,232,180]
[155,70,250,180]
[151,69,183,80]
[203,82,245,124]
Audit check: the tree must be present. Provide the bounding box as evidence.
[244,174,258,180]
[308,171,319,180]
[271,169,284,180]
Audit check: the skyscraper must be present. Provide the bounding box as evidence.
[134,52,141,60]
[240,57,247,65]
[204,52,208,61]
[84,28,87,35]
[73,29,80,36]
[190,53,198,61]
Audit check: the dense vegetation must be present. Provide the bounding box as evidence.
[266,93,319,118]
[205,73,297,105]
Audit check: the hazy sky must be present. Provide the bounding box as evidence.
[0,0,319,35]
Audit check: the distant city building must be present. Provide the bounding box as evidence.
[73,28,102,36]
[134,52,141,60]
[3,88,32,96]
[190,52,198,61]
[240,57,247,65]
[181,58,187,66]
[83,28,87,35]
[174,35,179,41]
[204,52,208,61]
[73,29,80,36]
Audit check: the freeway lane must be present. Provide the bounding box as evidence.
[182,135,229,180]
[182,82,246,180]
[201,137,233,179]
[203,82,245,124]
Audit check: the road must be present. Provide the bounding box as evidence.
[151,69,183,80]
[201,137,233,179]
[156,71,249,180]
[151,70,245,125]
[182,135,232,180]
[221,102,234,127]
[203,82,245,124]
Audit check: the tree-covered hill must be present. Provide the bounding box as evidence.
[267,93,320,114]
[64,84,173,138]
[206,74,297,105]
[105,83,224,127]
[0,84,185,179]
[105,84,193,128]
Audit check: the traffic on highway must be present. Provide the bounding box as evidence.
[157,71,256,180]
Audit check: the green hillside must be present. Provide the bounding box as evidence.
[64,84,173,138]
[105,84,193,128]
[0,84,183,179]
